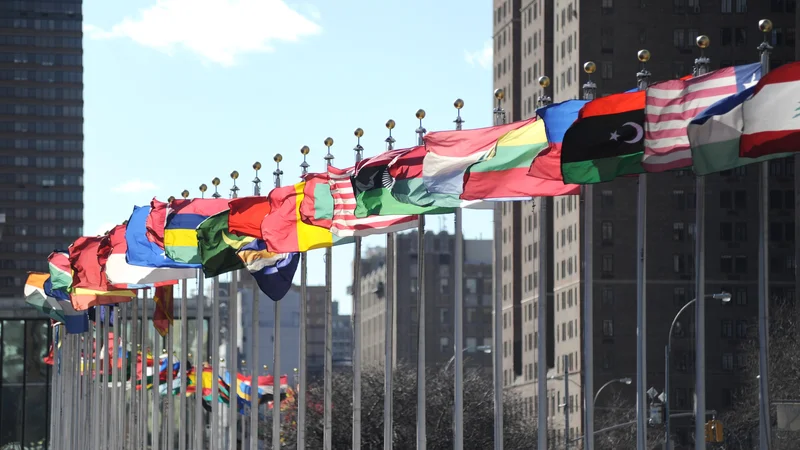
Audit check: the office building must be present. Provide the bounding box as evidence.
[0,1,85,298]
[493,0,796,447]
[359,231,493,372]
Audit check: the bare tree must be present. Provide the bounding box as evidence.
[722,300,800,450]
[262,362,537,449]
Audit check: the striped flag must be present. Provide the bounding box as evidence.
[641,63,761,172]
[327,166,418,237]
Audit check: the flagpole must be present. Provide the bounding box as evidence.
[50,326,59,450]
[167,306,175,448]
[250,161,262,450]
[211,272,220,449]
[757,19,774,450]
[384,121,396,450]
[105,306,114,450]
[130,296,139,450]
[635,50,651,450]
[323,137,335,450]
[691,38,711,450]
[348,127,365,450]
[581,62,597,450]
[119,303,128,450]
[73,330,82,450]
[61,333,71,450]
[153,298,161,450]
[451,108,466,450]
[272,156,284,450]
[415,108,428,450]
[533,80,550,450]
[485,90,505,450]
[224,174,240,450]
[94,307,102,450]
[195,263,207,450]
[298,146,311,449]
[111,307,118,450]
[179,276,189,450]
[142,291,151,450]
[122,303,130,450]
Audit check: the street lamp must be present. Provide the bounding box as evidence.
[665,292,730,450]
[443,345,491,372]
[594,377,632,404]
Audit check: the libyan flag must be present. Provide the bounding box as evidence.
[561,91,646,184]
[353,148,454,218]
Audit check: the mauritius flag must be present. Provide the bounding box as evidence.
[461,118,579,200]
[164,198,229,264]
[528,99,588,181]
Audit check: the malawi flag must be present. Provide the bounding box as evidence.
[560,91,646,184]
[528,99,588,181]
[261,182,345,253]
[164,198,229,264]
[739,62,800,158]
[228,196,270,238]
[196,211,254,277]
[352,148,450,217]
[462,119,579,200]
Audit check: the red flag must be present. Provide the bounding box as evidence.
[228,196,270,238]
[69,236,112,290]
[146,198,170,249]
[153,285,174,336]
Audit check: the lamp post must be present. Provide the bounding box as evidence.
[594,377,633,404]
[664,292,731,450]
[443,345,491,373]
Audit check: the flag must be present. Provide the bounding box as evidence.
[299,173,334,228]
[47,251,72,291]
[164,198,229,264]
[69,236,113,290]
[353,148,455,216]
[423,120,535,195]
[261,182,349,253]
[126,206,201,269]
[238,240,298,301]
[43,277,89,333]
[24,273,66,323]
[153,285,174,337]
[146,198,169,249]
[688,87,790,175]
[228,196,271,238]
[325,166,417,237]
[528,99,588,181]
[103,224,195,286]
[462,119,580,199]
[740,62,800,158]
[70,288,135,311]
[560,91,646,184]
[642,63,761,171]
[196,211,255,278]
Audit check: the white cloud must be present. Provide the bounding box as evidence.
[464,40,493,69]
[112,179,159,193]
[84,0,322,66]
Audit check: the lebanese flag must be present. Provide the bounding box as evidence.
[740,62,800,158]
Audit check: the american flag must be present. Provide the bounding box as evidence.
[327,165,417,237]
[642,63,761,172]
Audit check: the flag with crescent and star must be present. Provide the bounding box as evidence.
[559,91,646,184]
[641,62,761,172]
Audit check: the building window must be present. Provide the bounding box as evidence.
[601,190,613,209]
[602,320,614,337]
[722,0,732,12]
[601,28,614,53]
[720,222,733,241]
[673,28,686,48]
[601,61,613,80]
[440,308,449,325]
[720,255,733,273]
[735,27,747,46]
[736,320,748,338]
[601,221,613,243]
[734,255,747,274]
[673,287,686,306]
[602,255,614,274]
[721,320,733,338]
[672,190,686,210]
[440,337,450,353]
[673,222,685,241]
[722,353,734,371]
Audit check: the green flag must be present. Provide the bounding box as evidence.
[196,211,255,278]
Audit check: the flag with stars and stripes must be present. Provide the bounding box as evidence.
[641,63,761,172]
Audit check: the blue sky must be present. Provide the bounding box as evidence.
[82,0,495,313]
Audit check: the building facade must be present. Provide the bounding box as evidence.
[0,1,84,298]
[493,0,796,447]
[359,231,494,372]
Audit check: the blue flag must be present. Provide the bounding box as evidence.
[125,206,201,269]
[238,240,299,301]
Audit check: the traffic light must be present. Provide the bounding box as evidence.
[705,420,724,443]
